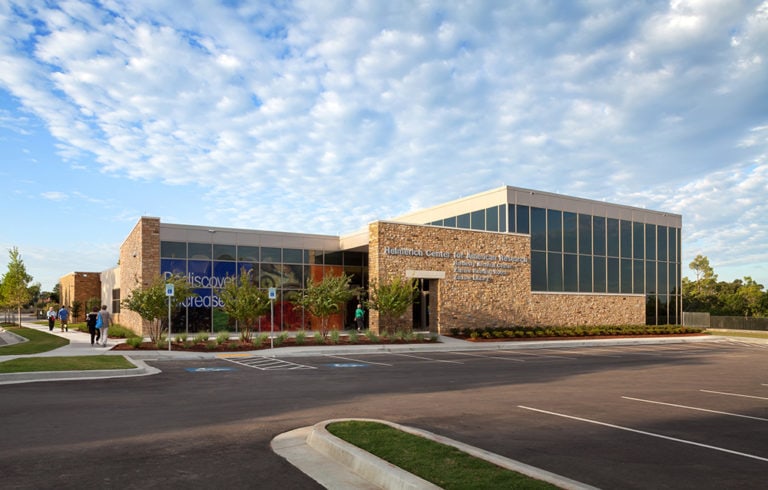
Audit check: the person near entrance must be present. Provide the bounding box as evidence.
[57,305,69,332]
[355,304,365,332]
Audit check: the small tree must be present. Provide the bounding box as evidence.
[294,273,357,339]
[121,274,197,342]
[218,268,271,342]
[71,300,83,322]
[366,276,418,334]
[1,247,33,326]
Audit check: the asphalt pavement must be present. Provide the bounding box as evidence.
[0,319,729,489]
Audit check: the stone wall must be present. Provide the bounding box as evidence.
[119,217,161,336]
[368,221,645,333]
[59,272,101,322]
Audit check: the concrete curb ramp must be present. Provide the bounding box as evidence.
[0,358,160,385]
[272,418,597,490]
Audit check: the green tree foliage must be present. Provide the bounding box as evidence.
[683,255,767,317]
[121,274,197,342]
[218,268,270,342]
[1,247,33,326]
[294,273,358,338]
[366,276,418,334]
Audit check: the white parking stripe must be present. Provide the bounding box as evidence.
[700,389,768,401]
[622,396,768,422]
[391,353,464,364]
[324,355,393,366]
[450,351,525,362]
[518,405,768,463]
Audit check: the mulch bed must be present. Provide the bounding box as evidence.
[456,333,708,342]
[112,336,438,352]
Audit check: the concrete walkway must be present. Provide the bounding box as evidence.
[1,320,724,489]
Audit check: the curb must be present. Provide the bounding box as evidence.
[272,418,598,490]
[0,358,161,385]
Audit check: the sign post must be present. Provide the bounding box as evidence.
[268,287,276,354]
[165,283,175,352]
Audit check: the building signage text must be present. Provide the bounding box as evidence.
[384,247,528,282]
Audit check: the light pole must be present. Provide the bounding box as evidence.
[208,229,216,335]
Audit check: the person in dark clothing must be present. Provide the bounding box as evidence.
[86,307,100,346]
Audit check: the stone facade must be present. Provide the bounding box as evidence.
[118,217,161,335]
[369,221,645,333]
[59,272,102,322]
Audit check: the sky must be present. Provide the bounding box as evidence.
[0,0,766,292]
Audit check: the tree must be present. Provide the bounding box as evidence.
[1,247,33,326]
[366,276,418,334]
[294,273,358,338]
[218,268,271,342]
[121,274,197,343]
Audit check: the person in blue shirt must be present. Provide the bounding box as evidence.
[57,305,70,332]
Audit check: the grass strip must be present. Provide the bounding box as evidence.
[0,327,69,355]
[327,421,557,490]
[0,355,135,373]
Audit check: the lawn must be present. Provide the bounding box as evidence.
[327,420,557,490]
[0,355,135,373]
[0,327,69,355]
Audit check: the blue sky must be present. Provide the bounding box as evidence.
[1,0,767,292]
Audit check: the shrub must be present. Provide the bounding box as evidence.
[175,333,188,343]
[295,330,307,345]
[126,336,143,348]
[314,331,324,344]
[330,330,340,344]
[194,332,209,344]
[348,331,358,344]
[366,330,380,343]
[216,331,229,345]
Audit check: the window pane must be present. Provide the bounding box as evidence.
[620,220,632,259]
[607,257,619,293]
[669,227,677,262]
[563,212,577,253]
[531,207,546,251]
[607,218,619,257]
[531,251,547,291]
[213,261,237,282]
[594,256,606,292]
[621,258,632,293]
[645,224,656,260]
[188,243,211,260]
[564,254,578,292]
[471,209,485,230]
[517,205,529,234]
[214,244,236,261]
[498,205,506,233]
[238,246,259,262]
[457,213,470,229]
[633,259,644,294]
[646,260,656,294]
[593,216,606,256]
[657,226,668,261]
[323,251,343,265]
[548,252,563,291]
[579,255,592,292]
[161,241,186,258]
[486,206,498,232]
[578,214,592,255]
[261,247,281,263]
[657,262,667,294]
[283,248,303,264]
[548,209,562,252]
[343,251,364,266]
[161,258,186,277]
[633,222,644,259]
[444,216,456,227]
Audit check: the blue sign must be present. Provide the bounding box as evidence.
[325,363,369,368]
[165,283,175,297]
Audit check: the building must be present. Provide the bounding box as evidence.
[58,271,102,322]
[101,186,682,336]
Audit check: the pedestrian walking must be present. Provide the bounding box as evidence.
[46,306,56,331]
[97,305,112,347]
[57,305,69,332]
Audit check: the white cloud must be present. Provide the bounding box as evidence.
[0,0,766,286]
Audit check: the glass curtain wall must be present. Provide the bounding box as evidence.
[160,241,368,334]
[425,203,681,325]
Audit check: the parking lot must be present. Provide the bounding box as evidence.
[1,338,766,489]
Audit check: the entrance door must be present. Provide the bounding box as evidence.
[412,279,432,331]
